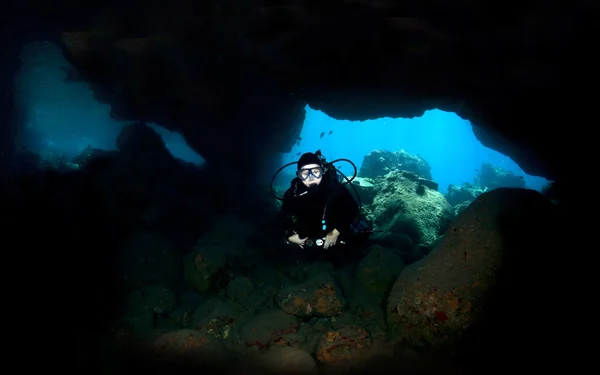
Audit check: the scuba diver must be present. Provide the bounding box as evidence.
[272,150,372,264]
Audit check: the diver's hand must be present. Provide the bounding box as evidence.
[324,229,340,249]
[288,233,308,249]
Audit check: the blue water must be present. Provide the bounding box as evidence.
[15,41,204,165]
[279,106,548,194]
[16,41,547,195]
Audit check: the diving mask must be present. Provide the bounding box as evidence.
[297,167,323,181]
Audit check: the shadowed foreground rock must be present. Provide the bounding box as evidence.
[386,187,562,370]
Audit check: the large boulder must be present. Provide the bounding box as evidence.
[385,188,560,363]
[366,170,454,247]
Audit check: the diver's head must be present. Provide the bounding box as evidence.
[297,152,323,187]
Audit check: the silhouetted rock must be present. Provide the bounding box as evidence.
[476,162,526,190]
[445,183,487,206]
[541,180,560,204]
[386,188,560,370]
[72,145,113,167]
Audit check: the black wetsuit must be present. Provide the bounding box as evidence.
[280,170,360,243]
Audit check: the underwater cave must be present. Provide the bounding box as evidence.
[15,41,546,196]
[1,1,590,374]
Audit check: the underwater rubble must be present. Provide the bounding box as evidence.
[4,126,561,374]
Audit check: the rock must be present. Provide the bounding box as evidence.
[453,200,471,216]
[366,170,454,246]
[280,261,335,282]
[240,310,300,351]
[333,270,355,302]
[295,318,331,356]
[330,313,364,331]
[227,276,277,312]
[116,122,168,157]
[445,183,486,206]
[258,346,318,374]
[226,276,255,308]
[191,299,240,340]
[400,170,439,191]
[71,146,113,168]
[64,124,212,237]
[183,249,227,295]
[541,180,560,202]
[354,245,405,305]
[331,307,387,343]
[369,231,414,251]
[386,188,559,350]
[352,305,387,340]
[112,122,196,204]
[142,329,226,366]
[316,326,373,371]
[351,177,377,205]
[56,1,589,187]
[184,214,261,294]
[476,162,526,190]
[369,233,423,265]
[276,273,346,317]
[359,149,433,180]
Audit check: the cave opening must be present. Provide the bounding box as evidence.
[14,41,205,168]
[275,105,549,196]
[11,37,557,235]
[14,40,550,200]
[2,6,575,373]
